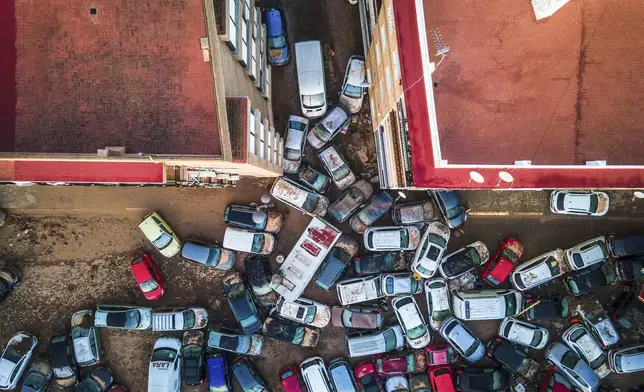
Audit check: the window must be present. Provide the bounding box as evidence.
[249,8,260,81]
[226,0,238,51]
[375,41,381,65]
[380,25,387,51]
[278,138,283,166]
[249,111,256,155]
[392,51,401,80]
[259,121,265,159]
[385,66,392,92]
[267,130,272,163]
[239,0,250,67]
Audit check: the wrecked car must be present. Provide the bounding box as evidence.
[261,317,320,348]
[271,176,329,217]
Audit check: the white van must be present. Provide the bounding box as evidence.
[346,325,404,358]
[300,357,333,392]
[452,289,523,321]
[148,337,181,392]
[295,41,327,118]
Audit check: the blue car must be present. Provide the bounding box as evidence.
[222,272,263,334]
[231,356,270,392]
[207,352,232,392]
[430,190,467,229]
[315,236,359,290]
[264,8,290,65]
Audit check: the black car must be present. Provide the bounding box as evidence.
[230,356,270,392]
[565,263,616,296]
[409,373,432,392]
[439,242,488,279]
[615,255,644,280]
[297,164,331,194]
[50,334,78,389]
[315,236,359,291]
[430,190,467,229]
[455,367,509,392]
[222,272,263,334]
[224,204,283,233]
[182,330,205,386]
[244,255,278,308]
[611,285,644,331]
[0,264,21,303]
[486,338,539,382]
[75,367,113,392]
[261,317,320,348]
[608,232,644,258]
[353,252,408,276]
[524,296,569,321]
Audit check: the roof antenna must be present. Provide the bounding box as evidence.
[431,28,451,69]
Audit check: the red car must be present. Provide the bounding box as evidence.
[130,253,165,300]
[429,367,455,392]
[278,366,306,392]
[481,237,524,286]
[539,367,572,392]
[425,344,458,367]
[354,362,384,392]
[374,351,426,375]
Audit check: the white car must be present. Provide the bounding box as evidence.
[608,344,644,374]
[438,241,489,279]
[363,226,421,252]
[498,317,549,349]
[545,342,600,392]
[152,307,209,331]
[339,55,366,113]
[424,278,452,330]
[0,332,38,390]
[411,221,451,278]
[273,297,331,328]
[94,305,153,330]
[510,249,565,291]
[382,273,422,296]
[385,375,409,392]
[336,275,385,305]
[301,357,333,392]
[282,115,309,174]
[223,227,276,255]
[71,310,102,367]
[148,337,182,392]
[452,290,523,321]
[564,236,609,270]
[318,145,356,190]
[550,191,609,216]
[562,324,611,378]
[392,295,431,349]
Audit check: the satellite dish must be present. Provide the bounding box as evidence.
[252,211,266,224]
[260,193,271,204]
[469,171,485,184]
[634,191,644,199]
[397,191,407,199]
[499,171,514,183]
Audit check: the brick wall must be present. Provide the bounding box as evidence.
[226,97,249,163]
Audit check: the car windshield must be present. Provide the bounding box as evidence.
[504,294,517,316]
[590,352,607,369]
[357,192,393,226]
[361,375,378,392]
[333,164,351,181]
[251,234,265,253]
[400,230,410,248]
[80,380,103,392]
[107,310,140,328]
[502,248,519,263]
[289,120,307,131]
[54,365,74,378]
[344,84,362,99]
[268,34,287,49]
[23,372,47,388]
[342,310,354,326]
[463,340,480,357]
[432,309,451,322]
[285,147,301,160]
[302,93,326,109]
[227,208,264,229]
[589,194,599,212]
[3,347,22,363]
[183,310,196,329]
[301,193,320,214]
[72,327,89,339]
[530,331,543,347]
[234,364,265,392]
[572,253,585,268]
[151,348,177,363]
[153,233,172,249]
[445,203,464,220]
[140,279,159,293]
[383,329,398,351]
[207,248,223,266]
[560,351,580,370]
[407,324,427,340]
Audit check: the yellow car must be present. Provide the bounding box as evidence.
[138,212,181,257]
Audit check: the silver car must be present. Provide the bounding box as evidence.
[318,145,356,190]
[545,342,600,392]
[564,236,609,270]
[608,344,644,374]
[339,55,366,113]
[94,305,153,330]
[392,295,431,349]
[306,105,351,150]
[498,317,549,349]
[71,310,102,367]
[424,278,452,330]
[364,226,421,252]
[328,180,373,223]
[0,332,38,390]
[439,316,485,363]
[411,221,451,279]
[562,324,611,378]
[282,115,309,174]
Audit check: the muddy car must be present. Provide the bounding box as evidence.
[524,296,570,321]
[439,241,489,279]
[271,176,329,217]
[562,324,611,378]
[354,252,408,276]
[224,204,284,233]
[498,317,549,349]
[615,255,644,280]
[262,317,320,348]
[152,307,208,332]
[455,367,509,392]
[328,358,358,392]
[0,332,38,390]
[223,227,275,255]
[364,226,421,252]
[298,164,332,194]
[331,306,383,329]
[487,337,539,382]
[430,190,467,229]
[316,236,359,290]
[94,305,152,330]
[50,334,78,389]
[411,221,451,279]
[282,115,309,174]
[182,331,205,386]
[393,296,431,349]
[0,264,21,303]
[339,55,366,113]
[572,301,620,348]
[425,344,458,366]
[392,200,434,225]
[374,351,427,376]
[337,275,385,305]
[424,279,452,331]
[550,190,609,216]
[77,366,113,392]
[244,255,278,308]
[511,249,566,291]
[349,191,395,234]
[409,373,431,392]
[222,272,263,334]
[207,325,264,356]
[545,342,600,392]
[306,104,352,149]
[481,237,524,287]
[439,317,485,363]
[318,145,356,190]
[138,212,181,258]
[71,310,102,367]
[273,297,331,328]
[565,262,616,296]
[328,180,373,223]
[21,359,52,392]
[608,232,644,259]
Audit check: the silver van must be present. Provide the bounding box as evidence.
[295,41,327,118]
[346,325,404,358]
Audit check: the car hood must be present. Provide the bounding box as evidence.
[0,359,16,388]
[73,337,95,363]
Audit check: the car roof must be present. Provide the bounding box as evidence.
[264,8,284,36]
[346,57,365,86]
[563,194,591,211]
[131,260,154,281]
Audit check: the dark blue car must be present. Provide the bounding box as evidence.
[231,356,270,392]
[222,272,263,334]
[207,352,232,392]
[430,190,467,229]
[264,8,290,65]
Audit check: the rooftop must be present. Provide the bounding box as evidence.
[426,0,644,166]
[3,0,221,156]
